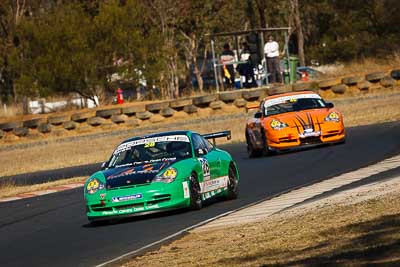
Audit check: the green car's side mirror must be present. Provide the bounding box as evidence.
[100,162,107,170]
[195,148,206,157]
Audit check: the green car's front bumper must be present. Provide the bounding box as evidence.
[85,180,191,221]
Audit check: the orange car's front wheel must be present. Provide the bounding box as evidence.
[261,130,276,156]
[246,131,263,158]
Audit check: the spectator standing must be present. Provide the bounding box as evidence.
[239,42,257,88]
[220,43,236,88]
[264,35,282,83]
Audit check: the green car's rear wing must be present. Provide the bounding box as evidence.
[203,130,231,145]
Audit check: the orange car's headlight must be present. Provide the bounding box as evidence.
[270,119,289,130]
[324,112,341,122]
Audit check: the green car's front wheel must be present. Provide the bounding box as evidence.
[189,173,202,210]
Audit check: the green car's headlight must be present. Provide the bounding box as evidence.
[86,178,105,194]
[270,119,288,130]
[154,168,178,183]
[324,112,340,122]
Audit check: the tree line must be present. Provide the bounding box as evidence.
[0,0,398,106]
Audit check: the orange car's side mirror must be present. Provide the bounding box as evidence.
[254,111,262,119]
[326,102,334,108]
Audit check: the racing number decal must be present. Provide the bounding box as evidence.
[198,158,210,180]
[144,142,155,148]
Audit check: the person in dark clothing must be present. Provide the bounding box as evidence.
[239,42,257,88]
[220,43,236,87]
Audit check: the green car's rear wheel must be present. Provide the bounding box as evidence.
[189,173,202,210]
[226,164,239,200]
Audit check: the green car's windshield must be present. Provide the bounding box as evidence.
[108,135,192,168]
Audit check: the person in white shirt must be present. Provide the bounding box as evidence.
[264,35,282,83]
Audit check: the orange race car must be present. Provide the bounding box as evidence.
[245,91,345,157]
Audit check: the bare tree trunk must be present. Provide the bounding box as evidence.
[255,0,267,28]
[180,30,209,94]
[148,0,180,99]
[193,63,204,93]
[290,0,306,66]
[184,52,192,96]
[167,52,179,99]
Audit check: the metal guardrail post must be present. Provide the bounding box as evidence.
[284,31,291,84]
[211,39,219,93]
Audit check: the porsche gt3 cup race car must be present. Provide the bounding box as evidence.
[84,130,239,223]
[245,91,345,157]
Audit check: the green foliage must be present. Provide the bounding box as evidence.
[13,0,164,100]
[301,0,400,64]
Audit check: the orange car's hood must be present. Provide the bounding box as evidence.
[265,108,338,129]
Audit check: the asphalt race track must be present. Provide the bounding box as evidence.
[0,121,399,267]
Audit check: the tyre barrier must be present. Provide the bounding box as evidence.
[292,81,318,92]
[87,116,106,126]
[218,90,242,102]
[13,127,29,137]
[318,78,342,89]
[342,76,363,85]
[365,72,386,82]
[48,115,70,126]
[95,108,121,118]
[0,121,20,131]
[71,111,93,122]
[183,104,198,114]
[192,94,218,107]
[122,105,146,115]
[380,76,396,87]
[0,68,399,142]
[242,88,265,101]
[233,98,247,108]
[145,102,169,113]
[136,111,153,120]
[160,107,175,117]
[38,123,52,133]
[391,69,400,80]
[111,114,128,124]
[23,118,43,128]
[209,100,224,110]
[267,85,291,95]
[169,99,192,110]
[63,121,77,130]
[331,84,347,94]
[357,81,371,91]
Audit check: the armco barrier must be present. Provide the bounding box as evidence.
[0,68,399,142]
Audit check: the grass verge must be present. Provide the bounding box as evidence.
[0,89,399,198]
[1,89,399,177]
[121,178,400,267]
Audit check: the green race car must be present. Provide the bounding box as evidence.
[84,130,239,222]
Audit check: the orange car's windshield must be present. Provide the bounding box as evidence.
[265,98,327,116]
